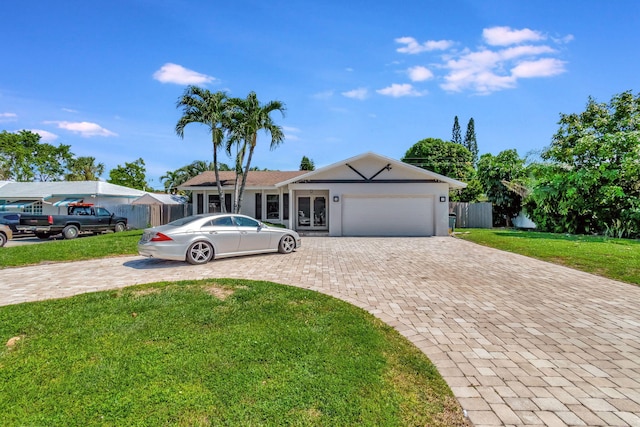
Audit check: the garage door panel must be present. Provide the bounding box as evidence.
[342,196,433,236]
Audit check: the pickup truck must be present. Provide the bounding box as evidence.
[18,204,128,239]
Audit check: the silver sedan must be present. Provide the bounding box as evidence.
[138,214,301,265]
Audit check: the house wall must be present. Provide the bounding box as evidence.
[192,188,292,227]
[288,181,451,236]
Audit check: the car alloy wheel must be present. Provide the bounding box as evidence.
[186,241,214,265]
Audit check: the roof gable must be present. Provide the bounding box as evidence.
[278,152,467,189]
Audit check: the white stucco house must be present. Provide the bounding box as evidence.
[179,152,467,237]
[0,181,146,215]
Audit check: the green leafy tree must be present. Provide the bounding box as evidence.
[299,156,315,171]
[176,87,230,212]
[526,90,640,237]
[477,150,527,226]
[65,156,105,181]
[108,158,148,190]
[226,92,286,213]
[451,116,461,145]
[0,130,73,181]
[402,137,481,202]
[464,118,478,165]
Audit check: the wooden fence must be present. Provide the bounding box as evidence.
[449,202,492,229]
[102,204,193,230]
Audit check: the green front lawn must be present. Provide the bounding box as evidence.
[0,279,467,426]
[455,228,640,285]
[0,230,142,267]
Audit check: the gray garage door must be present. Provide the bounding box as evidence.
[341,195,434,236]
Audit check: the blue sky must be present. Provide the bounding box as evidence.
[1,0,638,188]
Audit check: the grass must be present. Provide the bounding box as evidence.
[0,230,142,267]
[455,228,640,285]
[0,279,467,426]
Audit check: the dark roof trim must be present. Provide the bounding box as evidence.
[293,179,443,184]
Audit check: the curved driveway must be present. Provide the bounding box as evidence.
[1,237,639,426]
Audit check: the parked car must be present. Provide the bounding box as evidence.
[138,213,301,265]
[18,203,127,239]
[0,224,12,247]
[0,212,22,234]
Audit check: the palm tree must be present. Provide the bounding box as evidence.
[65,156,105,181]
[227,92,286,212]
[162,160,217,195]
[175,87,229,212]
[160,170,184,194]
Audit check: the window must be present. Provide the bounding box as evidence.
[208,216,234,226]
[197,194,204,214]
[283,193,289,220]
[266,195,279,219]
[208,194,232,213]
[255,193,262,219]
[24,201,43,215]
[233,216,259,228]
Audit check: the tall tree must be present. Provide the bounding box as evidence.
[402,137,481,202]
[451,116,461,145]
[477,150,527,226]
[65,156,105,181]
[299,156,315,171]
[108,158,148,190]
[227,92,286,213]
[176,87,229,212]
[464,118,478,165]
[160,170,185,194]
[0,130,73,181]
[526,90,640,237]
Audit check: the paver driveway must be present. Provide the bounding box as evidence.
[1,237,639,426]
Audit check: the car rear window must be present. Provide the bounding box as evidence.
[167,216,203,226]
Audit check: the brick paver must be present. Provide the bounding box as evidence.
[1,237,639,426]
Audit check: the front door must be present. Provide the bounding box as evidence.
[297,195,327,229]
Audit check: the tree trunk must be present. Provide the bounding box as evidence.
[237,140,256,214]
[212,139,226,213]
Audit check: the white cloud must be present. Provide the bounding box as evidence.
[342,88,369,100]
[439,39,567,94]
[153,63,216,85]
[511,58,567,78]
[0,112,17,122]
[483,26,545,46]
[407,66,434,82]
[500,45,556,60]
[312,90,334,100]
[62,108,78,113]
[389,27,570,95]
[29,129,59,142]
[47,121,118,137]
[376,83,425,97]
[395,36,454,54]
[283,125,301,142]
